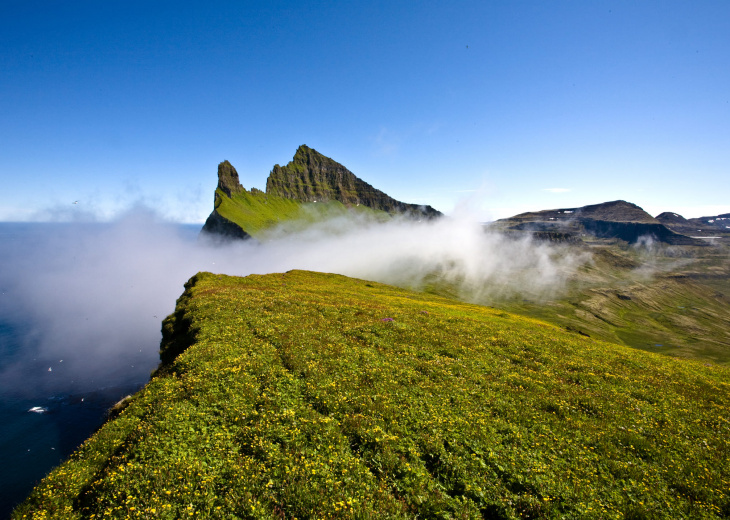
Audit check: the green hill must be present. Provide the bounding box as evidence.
[204,185,386,240]
[15,271,730,519]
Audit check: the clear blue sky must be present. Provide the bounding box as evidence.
[1,0,728,222]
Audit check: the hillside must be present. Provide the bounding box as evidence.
[202,146,441,240]
[494,242,730,364]
[15,271,730,519]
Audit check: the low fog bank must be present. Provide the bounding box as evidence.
[0,207,588,396]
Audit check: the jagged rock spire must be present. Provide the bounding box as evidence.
[217,160,244,198]
[266,145,441,218]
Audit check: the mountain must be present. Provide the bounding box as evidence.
[15,270,730,519]
[267,145,441,218]
[201,146,441,240]
[199,161,253,241]
[656,211,730,238]
[497,200,702,245]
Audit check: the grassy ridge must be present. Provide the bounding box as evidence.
[215,189,388,238]
[14,271,730,519]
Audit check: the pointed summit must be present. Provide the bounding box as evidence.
[217,160,245,198]
[199,161,251,241]
[266,145,441,218]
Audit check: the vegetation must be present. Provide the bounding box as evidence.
[15,271,730,519]
[491,241,730,365]
[214,188,388,239]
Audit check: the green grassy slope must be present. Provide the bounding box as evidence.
[15,271,730,519]
[493,242,730,364]
[214,188,388,239]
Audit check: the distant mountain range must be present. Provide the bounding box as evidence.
[201,145,441,240]
[496,199,730,245]
[656,211,730,237]
[201,146,727,245]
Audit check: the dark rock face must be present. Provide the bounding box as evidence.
[217,160,245,198]
[582,220,700,245]
[200,209,251,241]
[158,273,201,366]
[266,145,441,219]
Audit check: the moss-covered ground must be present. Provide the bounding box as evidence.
[14,271,730,519]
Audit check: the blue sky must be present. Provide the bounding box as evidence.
[1,0,728,222]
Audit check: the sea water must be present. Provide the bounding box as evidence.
[0,222,200,517]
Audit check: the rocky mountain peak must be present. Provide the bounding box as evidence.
[266,145,441,218]
[217,160,245,198]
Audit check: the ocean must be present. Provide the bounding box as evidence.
[0,222,200,518]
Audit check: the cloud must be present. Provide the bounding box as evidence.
[543,188,571,193]
[0,206,589,397]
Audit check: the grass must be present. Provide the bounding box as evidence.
[215,189,388,239]
[486,241,730,365]
[14,270,730,519]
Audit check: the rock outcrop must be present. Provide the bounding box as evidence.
[201,209,252,241]
[216,160,245,198]
[266,145,441,219]
[200,161,252,240]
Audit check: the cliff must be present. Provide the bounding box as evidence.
[266,145,442,219]
[216,160,245,198]
[201,209,252,241]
